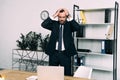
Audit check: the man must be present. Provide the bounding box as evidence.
[41,8,81,76]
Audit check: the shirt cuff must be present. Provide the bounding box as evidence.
[49,16,54,20]
[68,17,73,21]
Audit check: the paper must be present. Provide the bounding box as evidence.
[26,76,37,80]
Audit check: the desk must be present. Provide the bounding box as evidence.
[0,70,90,80]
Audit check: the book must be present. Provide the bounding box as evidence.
[76,11,81,23]
[105,40,113,54]
[101,41,105,53]
[76,25,85,37]
[80,11,86,24]
[105,9,111,23]
[77,49,91,52]
[105,25,114,39]
[101,40,113,54]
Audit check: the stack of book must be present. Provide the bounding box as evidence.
[101,40,113,54]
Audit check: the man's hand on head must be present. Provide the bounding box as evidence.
[53,8,62,18]
[52,8,72,21]
[53,8,70,18]
[63,8,69,17]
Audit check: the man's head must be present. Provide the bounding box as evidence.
[58,9,68,24]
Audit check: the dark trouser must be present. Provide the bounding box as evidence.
[49,50,71,76]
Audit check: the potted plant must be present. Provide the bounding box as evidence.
[16,31,49,51]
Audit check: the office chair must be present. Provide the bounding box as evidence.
[73,66,93,79]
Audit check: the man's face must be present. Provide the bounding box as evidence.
[58,12,67,24]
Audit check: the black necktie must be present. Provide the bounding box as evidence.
[58,25,62,51]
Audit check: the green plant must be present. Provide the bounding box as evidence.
[26,31,41,51]
[16,31,49,51]
[39,34,49,51]
[16,33,28,50]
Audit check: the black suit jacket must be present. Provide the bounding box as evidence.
[41,17,81,56]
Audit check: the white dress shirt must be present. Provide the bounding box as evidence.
[56,25,65,51]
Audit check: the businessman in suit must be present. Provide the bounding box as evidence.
[41,8,81,76]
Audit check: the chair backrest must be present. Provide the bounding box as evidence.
[73,66,93,79]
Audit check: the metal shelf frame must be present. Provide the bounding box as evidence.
[12,49,49,72]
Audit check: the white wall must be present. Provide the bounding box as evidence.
[0,0,120,79]
[0,0,74,68]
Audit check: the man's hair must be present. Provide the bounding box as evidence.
[59,9,69,17]
[59,9,65,13]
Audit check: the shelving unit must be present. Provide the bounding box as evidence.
[72,2,118,80]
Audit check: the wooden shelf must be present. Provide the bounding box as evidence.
[76,37,114,40]
[77,51,113,56]
[73,65,113,72]
[86,65,113,71]
[79,23,114,26]
[76,8,115,11]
